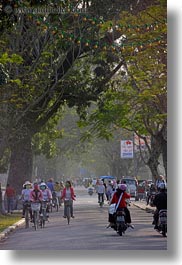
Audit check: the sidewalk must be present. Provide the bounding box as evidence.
[133,200,156,213]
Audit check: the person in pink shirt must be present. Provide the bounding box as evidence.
[30,183,43,202]
[61,180,76,218]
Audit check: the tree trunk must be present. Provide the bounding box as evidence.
[8,135,33,194]
[146,135,162,180]
[147,156,160,181]
[161,139,167,179]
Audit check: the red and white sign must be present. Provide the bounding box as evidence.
[121,140,133,159]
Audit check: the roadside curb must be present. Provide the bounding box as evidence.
[133,202,156,213]
[0,218,25,241]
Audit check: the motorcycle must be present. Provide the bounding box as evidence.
[88,187,94,196]
[108,207,133,236]
[115,208,128,236]
[148,191,156,207]
[157,209,167,237]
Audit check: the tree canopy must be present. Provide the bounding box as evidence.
[0,0,167,192]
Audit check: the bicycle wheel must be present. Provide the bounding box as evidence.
[25,208,29,228]
[66,206,70,225]
[56,198,59,212]
[33,211,39,230]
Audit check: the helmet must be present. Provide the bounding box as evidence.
[118,183,127,191]
[39,182,46,186]
[39,182,47,189]
[159,183,166,190]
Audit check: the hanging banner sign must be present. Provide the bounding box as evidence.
[134,134,151,151]
[121,140,133,159]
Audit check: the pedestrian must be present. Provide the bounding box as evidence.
[61,180,76,218]
[5,183,16,214]
[155,175,166,191]
[97,180,105,204]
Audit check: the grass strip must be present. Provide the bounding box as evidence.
[0,213,22,233]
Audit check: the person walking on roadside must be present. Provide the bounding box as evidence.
[97,180,106,205]
[61,180,76,218]
[5,183,16,214]
[155,175,166,191]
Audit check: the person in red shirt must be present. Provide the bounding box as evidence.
[109,183,134,228]
[61,180,76,218]
[5,183,16,214]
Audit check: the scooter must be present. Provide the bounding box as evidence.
[115,208,128,236]
[88,187,94,196]
[157,209,167,237]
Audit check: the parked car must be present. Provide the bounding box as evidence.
[121,177,137,198]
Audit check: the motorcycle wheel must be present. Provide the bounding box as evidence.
[162,225,167,237]
[118,225,123,236]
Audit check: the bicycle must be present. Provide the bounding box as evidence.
[50,192,59,212]
[31,201,41,230]
[64,199,72,225]
[40,201,49,228]
[24,201,31,228]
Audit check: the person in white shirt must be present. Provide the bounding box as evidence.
[39,182,52,217]
[97,181,105,204]
[20,181,33,220]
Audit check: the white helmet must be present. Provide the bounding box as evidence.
[39,182,47,188]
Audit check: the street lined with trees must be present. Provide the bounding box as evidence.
[0,0,167,194]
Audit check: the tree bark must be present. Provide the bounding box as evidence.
[8,135,33,194]
[161,138,167,179]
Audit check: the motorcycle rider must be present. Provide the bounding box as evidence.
[152,182,167,229]
[146,183,156,205]
[109,184,134,229]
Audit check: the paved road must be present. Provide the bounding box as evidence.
[0,187,167,250]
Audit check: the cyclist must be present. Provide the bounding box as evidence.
[61,180,76,218]
[39,182,52,217]
[30,183,43,202]
[20,181,33,220]
[53,181,61,206]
